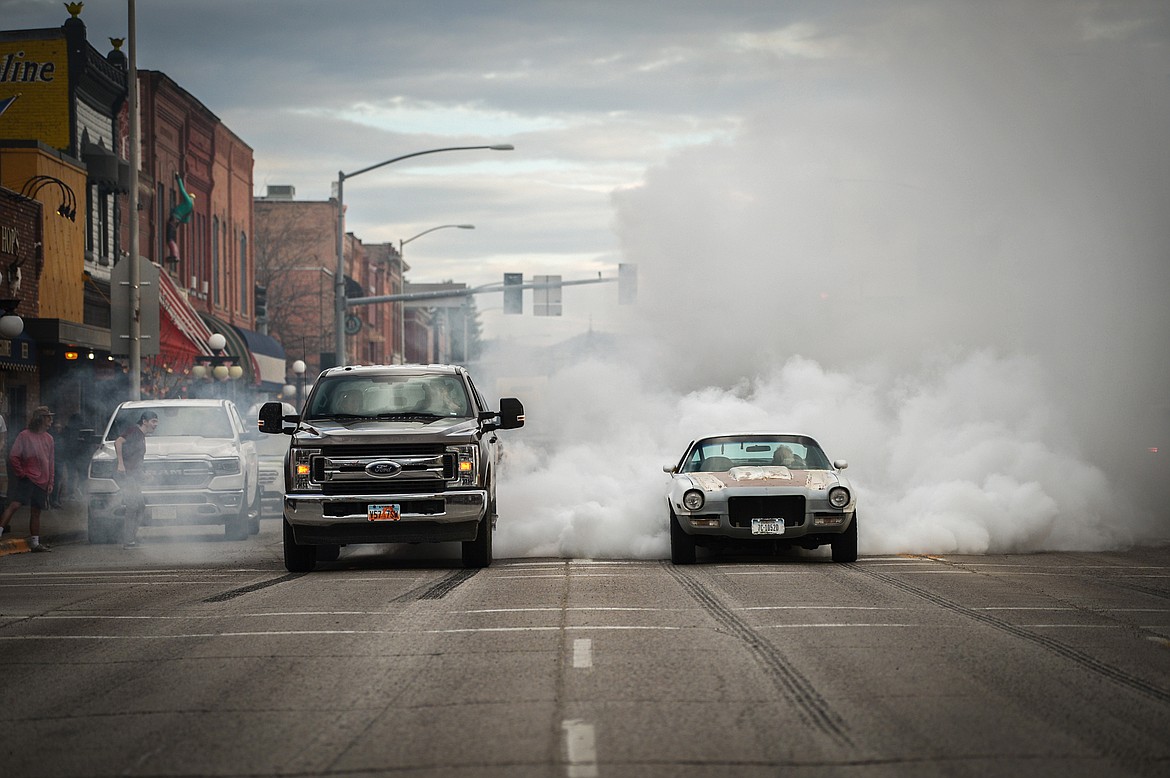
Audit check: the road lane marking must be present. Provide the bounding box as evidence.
[562,719,598,778]
[573,638,592,668]
[0,625,685,640]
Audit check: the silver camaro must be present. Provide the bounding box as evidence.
[663,433,857,564]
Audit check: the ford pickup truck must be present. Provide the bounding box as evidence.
[258,364,524,572]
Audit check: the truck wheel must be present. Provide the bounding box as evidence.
[87,504,116,544]
[831,513,858,563]
[247,489,262,535]
[283,519,316,572]
[670,510,696,565]
[224,504,249,541]
[462,512,493,568]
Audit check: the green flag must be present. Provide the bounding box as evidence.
[172,174,194,223]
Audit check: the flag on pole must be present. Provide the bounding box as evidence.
[0,94,19,118]
[171,174,195,223]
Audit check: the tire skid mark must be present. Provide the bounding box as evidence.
[416,569,478,600]
[851,564,1170,706]
[665,563,853,746]
[201,573,305,603]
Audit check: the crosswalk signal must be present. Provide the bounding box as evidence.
[503,273,523,314]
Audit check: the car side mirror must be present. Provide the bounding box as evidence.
[833,459,848,470]
[259,401,298,435]
[497,397,525,430]
[662,464,677,474]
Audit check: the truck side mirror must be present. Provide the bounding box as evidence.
[259,401,297,435]
[497,397,525,430]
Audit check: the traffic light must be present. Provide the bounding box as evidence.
[254,284,268,320]
[503,273,523,314]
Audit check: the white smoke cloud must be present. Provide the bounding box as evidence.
[492,3,1170,559]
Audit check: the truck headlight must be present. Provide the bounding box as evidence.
[90,460,115,479]
[291,448,317,490]
[212,458,241,475]
[828,486,850,509]
[448,445,479,487]
[683,489,705,511]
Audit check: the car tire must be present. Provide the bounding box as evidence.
[831,513,858,563]
[247,489,262,535]
[283,518,317,573]
[462,511,493,568]
[670,510,696,565]
[224,504,249,541]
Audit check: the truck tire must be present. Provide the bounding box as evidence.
[831,513,858,563]
[462,512,493,568]
[283,519,316,572]
[669,510,696,565]
[87,505,117,544]
[224,504,249,541]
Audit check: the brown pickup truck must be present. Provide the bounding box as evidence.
[258,364,524,572]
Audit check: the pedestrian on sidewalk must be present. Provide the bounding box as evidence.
[115,410,158,549]
[0,406,57,551]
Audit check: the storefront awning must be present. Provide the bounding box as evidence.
[233,326,287,391]
[158,271,214,364]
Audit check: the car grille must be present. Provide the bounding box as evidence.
[139,460,213,488]
[728,495,805,527]
[258,469,281,485]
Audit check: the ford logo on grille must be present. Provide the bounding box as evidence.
[365,460,402,478]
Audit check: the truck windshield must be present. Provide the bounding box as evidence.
[305,375,472,420]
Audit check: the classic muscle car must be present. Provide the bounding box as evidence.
[664,433,857,564]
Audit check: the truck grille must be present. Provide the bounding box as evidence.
[728,495,805,527]
[308,445,453,495]
[139,460,213,488]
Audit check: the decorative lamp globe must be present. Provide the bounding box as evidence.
[0,313,24,339]
[228,365,244,380]
[292,359,306,375]
[192,364,207,379]
[213,365,230,381]
[208,333,227,352]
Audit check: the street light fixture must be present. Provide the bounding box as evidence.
[333,144,513,367]
[397,224,474,363]
[291,358,307,409]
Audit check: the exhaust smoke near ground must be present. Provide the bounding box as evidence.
[490,2,1170,559]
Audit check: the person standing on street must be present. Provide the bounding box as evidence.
[115,410,159,549]
[0,406,56,551]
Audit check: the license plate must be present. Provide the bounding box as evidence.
[751,518,785,535]
[368,504,401,521]
[152,506,177,521]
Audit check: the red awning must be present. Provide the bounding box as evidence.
[156,270,214,366]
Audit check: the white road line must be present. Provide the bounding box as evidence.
[573,638,593,669]
[739,606,909,611]
[0,624,685,641]
[562,719,598,778]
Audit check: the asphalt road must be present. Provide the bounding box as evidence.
[1,518,1168,777]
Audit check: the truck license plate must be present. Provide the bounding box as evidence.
[751,518,785,535]
[368,504,401,521]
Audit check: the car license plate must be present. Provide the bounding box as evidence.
[152,506,177,521]
[751,518,785,535]
[368,504,401,521]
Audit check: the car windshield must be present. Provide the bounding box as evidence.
[304,375,472,420]
[680,437,833,473]
[105,406,232,441]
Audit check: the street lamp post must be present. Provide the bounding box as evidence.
[333,144,512,367]
[397,224,474,364]
[291,359,307,409]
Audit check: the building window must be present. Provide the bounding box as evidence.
[212,216,220,305]
[239,231,248,313]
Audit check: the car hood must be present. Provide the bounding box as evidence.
[686,466,843,492]
[293,417,480,446]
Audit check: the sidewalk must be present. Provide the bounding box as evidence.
[0,497,89,556]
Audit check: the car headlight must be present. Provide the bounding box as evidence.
[828,486,850,509]
[212,457,241,476]
[683,489,705,511]
[448,445,480,487]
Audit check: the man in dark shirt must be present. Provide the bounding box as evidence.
[115,410,159,548]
